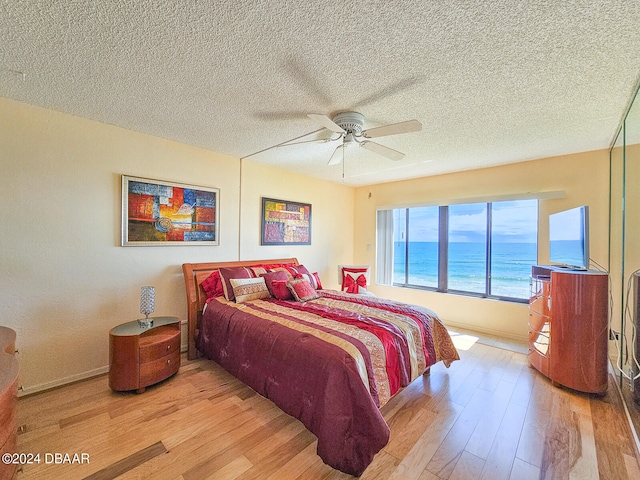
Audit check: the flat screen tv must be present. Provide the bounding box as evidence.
[549,206,590,270]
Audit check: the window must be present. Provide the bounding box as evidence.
[448,203,487,294]
[379,199,538,302]
[490,200,538,298]
[393,206,439,288]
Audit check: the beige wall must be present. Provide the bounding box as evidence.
[239,160,355,286]
[0,95,613,393]
[0,98,354,393]
[353,149,611,341]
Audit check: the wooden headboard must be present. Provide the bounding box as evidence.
[182,258,299,359]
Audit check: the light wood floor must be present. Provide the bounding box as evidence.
[15,331,640,480]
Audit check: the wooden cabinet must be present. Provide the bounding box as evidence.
[0,327,19,480]
[109,317,181,393]
[529,266,609,394]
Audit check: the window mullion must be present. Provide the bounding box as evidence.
[438,206,448,291]
[404,208,409,285]
[486,203,492,296]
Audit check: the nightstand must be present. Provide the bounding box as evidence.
[109,317,181,393]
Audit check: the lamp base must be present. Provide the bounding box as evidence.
[138,318,154,328]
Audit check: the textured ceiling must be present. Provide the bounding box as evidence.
[2,1,640,186]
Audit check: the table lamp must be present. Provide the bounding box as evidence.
[139,286,155,327]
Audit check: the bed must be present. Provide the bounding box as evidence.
[182,258,459,476]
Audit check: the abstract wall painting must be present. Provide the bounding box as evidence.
[122,175,219,246]
[261,197,311,245]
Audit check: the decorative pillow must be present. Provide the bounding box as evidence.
[283,264,306,277]
[341,266,369,294]
[294,264,311,274]
[201,270,224,299]
[312,272,323,290]
[251,262,293,272]
[250,266,268,277]
[230,277,271,303]
[260,270,291,296]
[268,267,294,281]
[287,278,319,302]
[295,273,318,289]
[271,280,293,300]
[219,267,254,301]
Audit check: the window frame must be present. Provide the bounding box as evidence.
[389,200,538,304]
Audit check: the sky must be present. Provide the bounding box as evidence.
[393,199,539,243]
[549,206,586,241]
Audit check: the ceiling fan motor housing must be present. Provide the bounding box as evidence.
[332,112,365,135]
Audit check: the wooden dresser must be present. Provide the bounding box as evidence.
[528,266,609,394]
[0,327,19,480]
[109,317,181,393]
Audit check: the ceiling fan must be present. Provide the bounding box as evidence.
[306,112,422,165]
[243,112,422,165]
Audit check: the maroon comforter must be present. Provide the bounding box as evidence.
[196,291,458,475]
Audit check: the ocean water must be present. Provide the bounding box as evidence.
[393,241,537,299]
[550,239,587,269]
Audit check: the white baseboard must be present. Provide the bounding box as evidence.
[18,365,110,397]
[442,319,528,343]
[19,343,189,397]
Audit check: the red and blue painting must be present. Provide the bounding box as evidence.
[122,176,219,246]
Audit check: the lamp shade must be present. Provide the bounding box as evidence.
[140,286,155,320]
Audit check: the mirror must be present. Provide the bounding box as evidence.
[611,81,640,440]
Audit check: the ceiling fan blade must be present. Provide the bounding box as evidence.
[308,114,346,134]
[328,145,344,165]
[362,120,422,139]
[361,141,405,161]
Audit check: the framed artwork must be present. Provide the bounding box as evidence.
[121,175,219,246]
[261,197,311,245]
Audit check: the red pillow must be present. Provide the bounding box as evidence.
[219,267,254,301]
[287,278,319,302]
[284,264,310,277]
[250,262,293,271]
[201,270,224,299]
[312,272,323,290]
[271,280,293,300]
[295,273,318,289]
[267,267,294,281]
[342,267,369,294]
[260,271,291,296]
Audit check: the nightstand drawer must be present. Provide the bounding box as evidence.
[109,317,181,393]
[139,327,180,363]
[140,350,180,387]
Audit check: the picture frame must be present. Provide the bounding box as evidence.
[121,175,219,246]
[261,197,311,245]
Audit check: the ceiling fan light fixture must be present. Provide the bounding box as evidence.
[332,112,365,135]
[307,111,419,166]
[344,132,358,145]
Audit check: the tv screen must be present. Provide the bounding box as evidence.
[549,206,590,270]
